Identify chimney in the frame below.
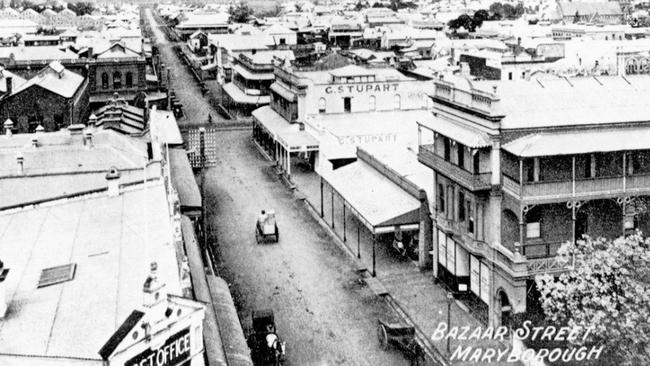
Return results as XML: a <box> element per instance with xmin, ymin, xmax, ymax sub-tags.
<box><xmin>16</xmin><ymin>152</ymin><xmax>23</xmax><ymax>175</ymax></box>
<box><xmin>87</xmin><ymin>47</ymin><xmax>93</xmax><ymax>59</ymax></box>
<box><xmin>5</xmin><ymin>76</ymin><xmax>12</xmax><ymax>96</ymax></box>
<box><xmin>142</xmin><ymin>262</ymin><xmax>166</xmax><ymax>309</ymax></box>
<box><xmin>35</xmin><ymin>125</ymin><xmax>44</xmax><ymax>133</ymax></box>
<box><xmin>88</xmin><ymin>113</ymin><xmax>97</xmax><ymax>128</ymax></box>
<box><xmin>105</xmin><ymin>166</ymin><xmax>121</xmax><ymax>197</ymax></box>
<box><xmin>68</xmin><ymin>123</ymin><xmax>85</xmax><ymax>144</ymax></box>
<box><xmin>31</xmin><ymin>136</ymin><xmax>38</xmax><ymax>148</ymax></box>
<box><xmin>84</xmin><ymin>129</ymin><xmax>93</xmax><ymax>149</ymax></box>
<box><xmin>3</xmin><ymin>119</ymin><xmax>13</xmax><ymax>137</ymax></box>
<box><xmin>492</xmin><ymin>85</ymin><xmax>498</xmax><ymax>94</ymax></box>
<box><xmin>299</xmin><ymin>122</ymin><xmax>305</xmax><ymax>131</ymax></box>
<box><xmin>0</xmin><ymin>260</ymin><xmax>9</xmax><ymax>318</ymax></box>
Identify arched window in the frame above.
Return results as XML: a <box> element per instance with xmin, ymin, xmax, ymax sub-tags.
<box><xmin>126</xmin><ymin>72</ymin><xmax>133</xmax><ymax>88</ymax></box>
<box><xmin>318</xmin><ymin>97</ymin><xmax>326</xmax><ymax>113</ymax></box>
<box><xmin>113</xmin><ymin>72</ymin><xmax>122</xmax><ymax>89</ymax></box>
<box><xmin>101</xmin><ymin>72</ymin><xmax>108</xmax><ymax>89</ymax></box>
<box><xmin>369</xmin><ymin>95</ymin><xmax>376</xmax><ymax>111</ymax></box>
<box><xmin>393</xmin><ymin>94</ymin><xmax>401</xmax><ymax>109</ymax></box>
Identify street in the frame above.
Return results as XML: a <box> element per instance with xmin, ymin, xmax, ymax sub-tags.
<box><xmin>145</xmin><ymin>9</ymin><xmax>411</xmax><ymax>366</ymax></box>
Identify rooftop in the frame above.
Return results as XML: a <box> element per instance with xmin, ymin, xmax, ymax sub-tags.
<box><xmin>11</xmin><ymin>61</ymin><xmax>84</xmax><ymax>98</ymax></box>
<box><xmin>0</xmin><ymin>181</ymin><xmax>181</xmax><ymax>361</ymax></box>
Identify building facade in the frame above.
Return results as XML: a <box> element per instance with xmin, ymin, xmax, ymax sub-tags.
<box><xmin>417</xmin><ymin>74</ymin><xmax>650</xmax><ymax>327</ymax></box>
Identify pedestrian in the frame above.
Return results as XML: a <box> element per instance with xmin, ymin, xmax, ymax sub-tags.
<box><xmin>208</xmin><ymin>114</ymin><xmax>212</xmax><ymax>124</ymax></box>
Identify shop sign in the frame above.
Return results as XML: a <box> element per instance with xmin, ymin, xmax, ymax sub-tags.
<box><xmin>125</xmin><ymin>328</ymin><xmax>191</xmax><ymax>366</ymax></box>
<box><xmin>325</xmin><ymin>83</ymin><xmax>399</xmax><ymax>94</ymax></box>
<box><xmin>625</xmin><ymin>56</ymin><xmax>650</xmax><ymax>75</ymax></box>
<box><xmin>335</xmin><ymin>133</ymin><xmax>397</xmax><ymax>145</ymax></box>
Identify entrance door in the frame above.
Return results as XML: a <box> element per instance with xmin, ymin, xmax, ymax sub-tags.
<box><xmin>343</xmin><ymin>97</ymin><xmax>351</xmax><ymax>113</ymax></box>
<box><xmin>576</xmin><ymin>211</ymin><xmax>588</xmax><ymax>241</ymax></box>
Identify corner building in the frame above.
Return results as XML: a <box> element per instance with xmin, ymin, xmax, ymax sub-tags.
<box><xmin>417</xmin><ymin>74</ymin><xmax>650</xmax><ymax>327</ymax></box>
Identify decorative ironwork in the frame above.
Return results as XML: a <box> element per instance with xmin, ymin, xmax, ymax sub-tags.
<box><xmin>566</xmin><ymin>200</ymin><xmax>584</xmax><ymax>210</ymax></box>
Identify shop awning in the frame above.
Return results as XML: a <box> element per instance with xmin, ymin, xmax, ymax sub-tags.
<box><xmin>418</xmin><ymin>115</ymin><xmax>491</xmax><ymax>148</ymax></box>
<box><xmin>323</xmin><ymin>160</ymin><xmax>421</xmax><ymax>234</ymax></box>
<box><xmin>169</xmin><ymin>148</ymin><xmax>201</xmax><ymax>212</ymax></box>
<box><xmin>270</xmin><ymin>82</ymin><xmax>296</xmax><ymax>102</ymax></box>
<box><xmin>252</xmin><ymin>105</ymin><xmax>291</xmax><ymax>139</ymax></box>
<box><xmin>223</xmin><ymin>83</ymin><xmax>270</xmax><ymax>105</ymax></box>
<box><xmin>277</xmin><ymin>130</ymin><xmax>319</xmax><ymax>152</ymax></box>
<box><xmin>503</xmin><ymin>128</ymin><xmax>650</xmax><ymax>157</ymax></box>
<box><xmin>232</xmin><ymin>64</ymin><xmax>274</xmax><ymax>80</ymax></box>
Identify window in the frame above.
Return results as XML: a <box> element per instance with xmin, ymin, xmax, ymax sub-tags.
<box><xmin>393</xmin><ymin>94</ymin><xmax>401</xmax><ymax>109</ymax></box>
<box><xmin>457</xmin><ymin>143</ymin><xmax>465</xmax><ymax>169</ymax></box>
<box><xmin>458</xmin><ymin>191</ymin><xmax>465</xmax><ymax>221</ymax></box>
<box><xmin>101</xmin><ymin>72</ymin><xmax>108</xmax><ymax>89</ymax></box>
<box><xmin>508</xmin><ymin>72</ymin><xmax>513</xmax><ymax>80</ymax></box>
<box><xmin>279</xmin><ymin>38</ymin><xmax>286</xmax><ymax>45</ymax></box>
<box><xmin>369</xmin><ymin>95</ymin><xmax>376</xmax><ymax>111</ymax></box>
<box><xmin>126</xmin><ymin>72</ymin><xmax>133</xmax><ymax>88</ymax></box>
<box><xmin>343</xmin><ymin>97</ymin><xmax>351</xmax><ymax>113</ymax></box>
<box><xmin>584</xmin><ymin>154</ymin><xmax>594</xmax><ymax>178</ymax></box>
<box><xmin>468</xmin><ymin>202</ymin><xmax>474</xmax><ymax>234</ymax></box>
<box><xmin>438</xmin><ymin>183</ymin><xmax>445</xmax><ymax>213</ymax></box>
<box><xmin>526</xmin><ymin>223</ymin><xmax>540</xmax><ymax>238</ymax></box>
<box><xmin>113</xmin><ymin>71</ymin><xmax>122</xmax><ymax>89</ymax></box>
<box><xmin>473</xmin><ymin>152</ymin><xmax>480</xmax><ymax>174</ymax></box>
<box><xmin>318</xmin><ymin>98</ymin><xmax>326</xmax><ymax>113</ymax></box>
<box><xmin>526</xmin><ymin>158</ymin><xmax>535</xmax><ymax>182</ymax></box>
<box><xmin>443</xmin><ymin>137</ymin><xmax>451</xmax><ymax>161</ymax></box>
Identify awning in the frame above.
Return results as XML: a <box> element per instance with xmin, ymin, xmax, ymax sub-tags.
<box><xmin>170</xmin><ymin>148</ymin><xmax>201</xmax><ymax>212</ymax></box>
<box><xmin>270</xmin><ymin>82</ymin><xmax>296</xmax><ymax>102</ymax></box>
<box><xmin>223</xmin><ymin>83</ymin><xmax>270</xmax><ymax>105</ymax></box>
<box><xmin>503</xmin><ymin>128</ymin><xmax>650</xmax><ymax>157</ymax></box>
<box><xmin>277</xmin><ymin>130</ymin><xmax>319</xmax><ymax>152</ymax></box>
<box><xmin>232</xmin><ymin>64</ymin><xmax>274</xmax><ymax>80</ymax></box>
<box><xmin>418</xmin><ymin>115</ymin><xmax>491</xmax><ymax>148</ymax></box>
<box><xmin>252</xmin><ymin>105</ymin><xmax>290</xmax><ymax>139</ymax></box>
<box><xmin>323</xmin><ymin>160</ymin><xmax>421</xmax><ymax>234</ymax></box>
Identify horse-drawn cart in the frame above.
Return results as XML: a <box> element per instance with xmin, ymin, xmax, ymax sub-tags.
<box><xmin>377</xmin><ymin>319</ymin><xmax>425</xmax><ymax>365</ymax></box>
<box><xmin>247</xmin><ymin>309</ymin><xmax>285</xmax><ymax>366</ymax></box>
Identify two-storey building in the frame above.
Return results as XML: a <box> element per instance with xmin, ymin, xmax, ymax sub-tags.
<box><xmin>417</xmin><ymin>74</ymin><xmax>650</xmax><ymax>327</ymax></box>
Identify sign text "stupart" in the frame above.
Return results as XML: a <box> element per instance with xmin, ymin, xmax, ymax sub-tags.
<box><xmin>325</xmin><ymin>83</ymin><xmax>399</xmax><ymax>94</ymax></box>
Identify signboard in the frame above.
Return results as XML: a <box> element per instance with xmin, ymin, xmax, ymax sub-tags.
<box><xmin>438</xmin><ymin>230</ymin><xmax>446</xmax><ymax>268</ymax></box>
<box><xmin>479</xmin><ymin>262</ymin><xmax>490</xmax><ymax>304</ymax></box>
<box><xmin>446</xmin><ymin>239</ymin><xmax>456</xmax><ymax>275</ymax></box>
<box><xmin>470</xmin><ymin>255</ymin><xmax>480</xmax><ymax>296</ymax></box>
<box><xmin>325</xmin><ymin>83</ymin><xmax>399</xmax><ymax>94</ymax></box>
<box><xmin>125</xmin><ymin>328</ymin><xmax>191</xmax><ymax>366</ymax></box>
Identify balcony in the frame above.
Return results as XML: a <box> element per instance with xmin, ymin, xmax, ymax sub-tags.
<box><xmin>418</xmin><ymin>145</ymin><xmax>491</xmax><ymax>191</ymax></box>
<box><xmin>502</xmin><ymin>173</ymin><xmax>650</xmax><ymax>204</ymax></box>
<box><xmin>435</xmin><ymin>213</ymin><xmax>491</xmax><ymax>259</ymax></box>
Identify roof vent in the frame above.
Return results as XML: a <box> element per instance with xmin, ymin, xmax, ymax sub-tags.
<box><xmin>37</xmin><ymin>263</ymin><xmax>76</xmax><ymax>288</ymax></box>
<box><xmin>68</xmin><ymin>123</ymin><xmax>85</xmax><ymax>136</ymax></box>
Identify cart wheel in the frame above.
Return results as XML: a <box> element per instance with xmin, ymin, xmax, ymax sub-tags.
<box><xmin>255</xmin><ymin>228</ymin><xmax>260</xmax><ymax>244</ymax></box>
<box><xmin>377</xmin><ymin>324</ymin><xmax>388</xmax><ymax>350</ymax></box>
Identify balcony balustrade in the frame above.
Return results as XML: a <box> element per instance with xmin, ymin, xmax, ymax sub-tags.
<box><xmin>418</xmin><ymin>145</ymin><xmax>491</xmax><ymax>191</ymax></box>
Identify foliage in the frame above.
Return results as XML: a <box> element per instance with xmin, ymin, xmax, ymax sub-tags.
<box><xmin>448</xmin><ymin>10</ymin><xmax>489</xmax><ymax>32</ymax></box>
<box><xmin>255</xmin><ymin>2</ymin><xmax>282</xmax><ymax>18</ymax></box>
<box><xmin>573</xmin><ymin>10</ymin><xmax>580</xmax><ymax>23</ymax></box>
<box><xmin>228</xmin><ymin>0</ymin><xmax>253</xmax><ymax>23</ymax></box>
<box><xmin>355</xmin><ymin>1</ymin><xmax>370</xmax><ymax>11</ymax></box>
<box><xmin>67</xmin><ymin>1</ymin><xmax>95</xmax><ymax>16</ymax></box>
<box><xmin>535</xmin><ymin>233</ymin><xmax>650</xmax><ymax>366</ymax></box>
<box><xmin>488</xmin><ymin>2</ymin><xmax>525</xmax><ymax>20</ymax></box>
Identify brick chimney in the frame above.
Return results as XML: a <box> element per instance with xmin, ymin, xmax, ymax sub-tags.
<box><xmin>105</xmin><ymin>166</ymin><xmax>121</xmax><ymax>197</ymax></box>
<box><xmin>68</xmin><ymin>123</ymin><xmax>85</xmax><ymax>144</ymax></box>
<box><xmin>87</xmin><ymin>47</ymin><xmax>93</xmax><ymax>59</ymax></box>
<box><xmin>142</xmin><ymin>262</ymin><xmax>166</xmax><ymax>309</ymax></box>
<box><xmin>88</xmin><ymin>113</ymin><xmax>97</xmax><ymax>128</ymax></box>
<box><xmin>0</xmin><ymin>260</ymin><xmax>9</xmax><ymax>318</ymax></box>
<box><xmin>84</xmin><ymin>129</ymin><xmax>93</xmax><ymax>149</ymax></box>
<box><xmin>5</xmin><ymin>76</ymin><xmax>12</xmax><ymax>96</ymax></box>
<box><xmin>16</xmin><ymin>152</ymin><xmax>23</xmax><ymax>175</ymax></box>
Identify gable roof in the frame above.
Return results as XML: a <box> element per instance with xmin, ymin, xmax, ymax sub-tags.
<box><xmin>11</xmin><ymin>61</ymin><xmax>85</xmax><ymax>98</ymax></box>
<box><xmin>98</xmin><ymin>310</ymin><xmax>145</xmax><ymax>360</ymax></box>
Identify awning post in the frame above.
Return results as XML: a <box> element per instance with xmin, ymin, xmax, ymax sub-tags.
<box><xmin>372</xmin><ymin>233</ymin><xmax>376</xmax><ymax>277</ymax></box>
<box><xmin>320</xmin><ymin>177</ymin><xmax>324</xmax><ymax>218</ymax></box>
<box><xmin>343</xmin><ymin>203</ymin><xmax>347</xmax><ymax>242</ymax></box>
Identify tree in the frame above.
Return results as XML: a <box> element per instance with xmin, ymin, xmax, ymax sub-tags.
<box><xmin>473</xmin><ymin>9</ymin><xmax>489</xmax><ymax>28</ymax></box>
<box><xmin>574</xmin><ymin>10</ymin><xmax>581</xmax><ymax>23</ymax></box>
<box><xmin>228</xmin><ymin>1</ymin><xmax>253</xmax><ymax>23</ymax></box>
<box><xmin>536</xmin><ymin>233</ymin><xmax>650</xmax><ymax>366</ymax></box>
<box><xmin>67</xmin><ymin>1</ymin><xmax>95</xmax><ymax>16</ymax></box>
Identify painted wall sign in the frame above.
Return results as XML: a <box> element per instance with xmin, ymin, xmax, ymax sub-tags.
<box><xmin>125</xmin><ymin>328</ymin><xmax>191</xmax><ymax>366</ymax></box>
<box><xmin>625</xmin><ymin>56</ymin><xmax>650</xmax><ymax>74</ymax></box>
<box><xmin>325</xmin><ymin>83</ymin><xmax>399</xmax><ymax>94</ymax></box>
<box><xmin>335</xmin><ymin>133</ymin><xmax>397</xmax><ymax>145</ymax></box>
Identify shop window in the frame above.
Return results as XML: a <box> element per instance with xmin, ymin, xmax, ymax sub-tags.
<box><xmin>126</xmin><ymin>72</ymin><xmax>133</xmax><ymax>88</ymax></box>
<box><xmin>113</xmin><ymin>71</ymin><xmax>122</xmax><ymax>89</ymax></box>
<box><xmin>101</xmin><ymin>72</ymin><xmax>108</xmax><ymax>89</ymax></box>
<box><xmin>458</xmin><ymin>191</ymin><xmax>465</xmax><ymax>221</ymax></box>
<box><xmin>279</xmin><ymin>38</ymin><xmax>286</xmax><ymax>45</ymax></box>
<box><xmin>344</xmin><ymin>97</ymin><xmax>351</xmax><ymax>113</ymax></box>
<box><xmin>438</xmin><ymin>183</ymin><xmax>445</xmax><ymax>213</ymax></box>
<box><xmin>318</xmin><ymin>98</ymin><xmax>326</xmax><ymax>113</ymax></box>
<box><xmin>393</xmin><ymin>94</ymin><xmax>401</xmax><ymax>109</ymax></box>
<box><xmin>369</xmin><ymin>95</ymin><xmax>376</xmax><ymax>111</ymax></box>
